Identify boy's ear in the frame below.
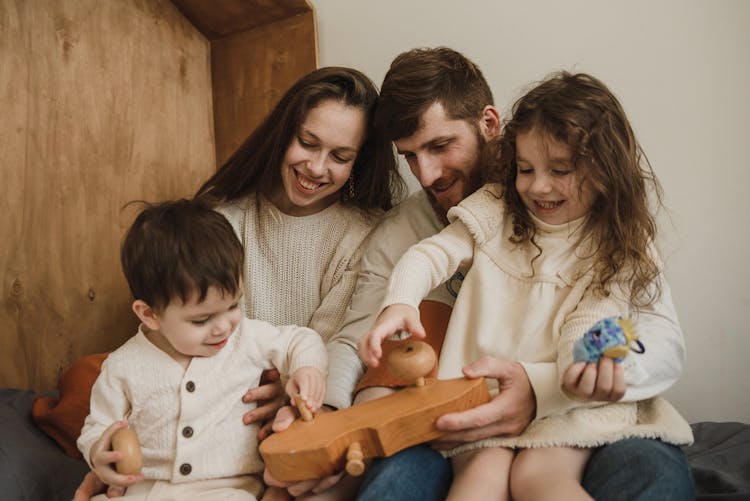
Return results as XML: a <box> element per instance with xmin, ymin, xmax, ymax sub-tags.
<box><xmin>480</xmin><ymin>105</ymin><xmax>501</xmax><ymax>140</ymax></box>
<box><xmin>132</xmin><ymin>300</ymin><xmax>160</xmax><ymax>330</ymax></box>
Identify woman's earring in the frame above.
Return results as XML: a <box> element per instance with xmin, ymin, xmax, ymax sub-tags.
<box><xmin>348</xmin><ymin>176</ymin><xmax>355</xmax><ymax>198</ymax></box>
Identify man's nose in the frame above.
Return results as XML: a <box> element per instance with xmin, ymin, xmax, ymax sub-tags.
<box><xmin>412</xmin><ymin>154</ymin><xmax>442</xmax><ymax>188</ymax></box>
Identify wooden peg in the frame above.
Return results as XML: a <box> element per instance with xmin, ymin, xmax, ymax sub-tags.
<box><xmin>345</xmin><ymin>441</ymin><xmax>365</xmax><ymax>476</ymax></box>
<box><xmin>387</xmin><ymin>340</ymin><xmax>436</xmax><ymax>387</ymax></box>
<box><xmin>111</xmin><ymin>427</ymin><xmax>142</xmax><ymax>475</ymax></box>
<box><xmin>294</xmin><ymin>394</ymin><xmax>314</xmax><ymax>422</ymax></box>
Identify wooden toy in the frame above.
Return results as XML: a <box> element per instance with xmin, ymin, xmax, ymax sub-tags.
<box><xmin>111</xmin><ymin>427</ymin><xmax>143</xmax><ymax>475</ymax></box>
<box><xmin>260</xmin><ymin>341</ymin><xmax>491</xmax><ymax>482</ymax></box>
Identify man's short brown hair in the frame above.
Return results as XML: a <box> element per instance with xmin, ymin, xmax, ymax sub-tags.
<box><xmin>375</xmin><ymin>47</ymin><xmax>494</xmax><ymax>141</ymax></box>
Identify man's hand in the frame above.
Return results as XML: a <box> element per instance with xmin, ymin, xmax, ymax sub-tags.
<box><xmin>432</xmin><ymin>355</ymin><xmax>536</xmax><ymax>449</ymax></box>
<box><xmin>243</xmin><ymin>368</ymin><xmax>285</xmax><ymax>440</ymax></box>
<box><xmin>563</xmin><ymin>358</ymin><xmax>625</xmax><ymax>402</ymax></box>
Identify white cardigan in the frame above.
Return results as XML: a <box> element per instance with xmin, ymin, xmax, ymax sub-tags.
<box><xmin>77</xmin><ymin>318</ymin><xmax>327</xmax><ymax>482</ymax></box>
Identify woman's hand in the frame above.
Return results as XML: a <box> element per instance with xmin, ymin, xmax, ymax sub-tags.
<box><xmin>563</xmin><ymin>357</ymin><xmax>625</xmax><ymax>402</ymax></box>
<box><xmin>358</xmin><ymin>304</ymin><xmax>425</xmax><ymax>368</ymax></box>
<box><xmin>242</xmin><ymin>368</ymin><xmax>285</xmax><ymax>440</ymax></box>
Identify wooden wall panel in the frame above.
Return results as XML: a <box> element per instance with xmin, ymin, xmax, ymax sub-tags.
<box><xmin>171</xmin><ymin>0</ymin><xmax>312</xmax><ymax>40</ymax></box>
<box><xmin>211</xmin><ymin>10</ymin><xmax>318</xmax><ymax>165</ymax></box>
<box><xmin>0</xmin><ymin>0</ymin><xmax>216</xmax><ymax>391</ymax></box>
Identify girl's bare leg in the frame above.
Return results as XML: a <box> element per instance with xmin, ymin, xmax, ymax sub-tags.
<box><xmin>510</xmin><ymin>447</ymin><xmax>593</xmax><ymax>501</ymax></box>
<box><xmin>446</xmin><ymin>447</ymin><xmax>514</xmax><ymax>501</ymax></box>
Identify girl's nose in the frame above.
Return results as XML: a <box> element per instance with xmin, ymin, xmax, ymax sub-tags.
<box><xmin>530</xmin><ymin>173</ymin><xmax>553</xmax><ymax>194</ymax></box>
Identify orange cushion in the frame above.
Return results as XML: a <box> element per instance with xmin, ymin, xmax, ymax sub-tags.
<box><xmin>356</xmin><ymin>300</ymin><xmax>452</xmax><ymax>391</ymax></box>
<box><xmin>32</xmin><ymin>353</ymin><xmax>108</xmax><ymax>459</ymax></box>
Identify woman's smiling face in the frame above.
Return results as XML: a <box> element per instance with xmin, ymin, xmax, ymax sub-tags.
<box><xmin>271</xmin><ymin>99</ymin><xmax>366</xmax><ymax>216</ymax></box>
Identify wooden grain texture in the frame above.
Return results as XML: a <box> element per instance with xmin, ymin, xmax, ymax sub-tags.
<box><xmin>0</xmin><ymin>0</ymin><xmax>216</xmax><ymax>390</ymax></box>
<box><xmin>259</xmin><ymin>377</ymin><xmax>491</xmax><ymax>481</ymax></box>
<box><xmin>171</xmin><ymin>0</ymin><xmax>312</xmax><ymax>40</ymax></box>
<box><xmin>211</xmin><ymin>9</ymin><xmax>318</xmax><ymax>165</ymax></box>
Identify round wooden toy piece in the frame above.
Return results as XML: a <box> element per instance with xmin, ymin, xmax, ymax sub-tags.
<box><xmin>111</xmin><ymin>427</ymin><xmax>143</xmax><ymax>475</ymax></box>
<box><xmin>387</xmin><ymin>340</ymin><xmax>436</xmax><ymax>385</ymax></box>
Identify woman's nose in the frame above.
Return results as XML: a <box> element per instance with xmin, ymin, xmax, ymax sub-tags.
<box><xmin>306</xmin><ymin>152</ymin><xmax>326</xmax><ymax>177</ymax></box>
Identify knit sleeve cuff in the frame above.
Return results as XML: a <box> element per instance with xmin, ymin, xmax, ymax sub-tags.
<box><xmin>519</xmin><ymin>361</ymin><xmax>577</xmax><ymax>419</ymax></box>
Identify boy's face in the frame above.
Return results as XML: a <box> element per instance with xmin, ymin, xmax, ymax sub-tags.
<box><xmin>143</xmin><ymin>286</ymin><xmax>242</xmax><ymax>360</ymax></box>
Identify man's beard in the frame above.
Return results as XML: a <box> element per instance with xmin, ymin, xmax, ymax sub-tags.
<box><xmin>426</xmin><ymin>130</ymin><xmax>486</xmax><ymax>225</ymax></box>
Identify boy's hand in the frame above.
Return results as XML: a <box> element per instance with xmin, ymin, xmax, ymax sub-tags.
<box><xmin>358</xmin><ymin>304</ymin><xmax>424</xmax><ymax>368</ymax></box>
<box><xmin>563</xmin><ymin>357</ymin><xmax>626</xmax><ymax>402</ymax></box>
<box><xmin>285</xmin><ymin>367</ymin><xmax>326</xmax><ymax>418</ymax></box>
<box><xmin>88</xmin><ymin>421</ymin><xmax>144</xmax><ymax>494</ymax></box>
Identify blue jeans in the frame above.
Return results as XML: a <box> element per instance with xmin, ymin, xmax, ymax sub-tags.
<box><xmin>356</xmin><ymin>439</ymin><xmax>694</xmax><ymax>501</ymax></box>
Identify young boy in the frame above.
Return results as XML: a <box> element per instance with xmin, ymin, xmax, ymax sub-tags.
<box><xmin>77</xmin><ymin>199</ymin><xmax>327</xmax><ymax>500</ymax></box>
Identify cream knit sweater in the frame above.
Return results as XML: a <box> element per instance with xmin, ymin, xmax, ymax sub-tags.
<box><xmin>77</xmin><ymin>319</ymin><xmax>327</xmax><ymax>481</ymax></box>
<box><xmin>384</xmin><ymin>184</ymin><xmax>693</xmax><ymax>451</ymax></box>
<box><xmin>218</xmin><ymin>194</ymin><xmax>377</xmax><ymax>409</ymax></box>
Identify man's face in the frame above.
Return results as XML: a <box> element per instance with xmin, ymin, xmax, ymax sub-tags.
<box><xmin>394</xmin><ymin>102</ymin><xmax>488</xmax><ymax>219</ymax></box>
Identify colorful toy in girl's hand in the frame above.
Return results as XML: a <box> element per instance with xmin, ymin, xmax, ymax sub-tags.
<box><xmin>573</xmin><ymin>316</ymin><xmax>645</xmax><ymax>363</ymax></box>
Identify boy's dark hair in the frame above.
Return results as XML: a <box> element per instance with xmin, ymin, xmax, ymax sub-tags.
<box><xmin>375</xmin><ymin>47</ymin><xmax>494</xmax><ymax>141</ymax></box>
<box><xmin>121</xmin><ymin>199</ymin><xmax>243</xmax><ymax>312</ymax></box>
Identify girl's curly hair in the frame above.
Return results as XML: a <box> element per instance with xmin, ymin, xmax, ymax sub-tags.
<box><xmin>483</xmin><ymin>72</ymin><xmax>663</xmax><ymax>307</ymax></box>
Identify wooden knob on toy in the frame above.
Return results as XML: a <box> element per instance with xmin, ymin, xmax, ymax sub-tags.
<box><xmin>111</xmin><ymin>427</ymin><xmax>142</xmax><ymax>475</ymax></box>
<box><xmin>294</xmin><ymin>394</ymin><xmax>314</xmax><ymax>422</ymax></box>
<box><xmin>345</xmin><ymin>441</ymin><xmax>365</xmax><ymax>476</ymax></box>
<box><xmin>387</xmin><ymin>340</ymin><xmax>436</xmax><ymax>387</ymax></box>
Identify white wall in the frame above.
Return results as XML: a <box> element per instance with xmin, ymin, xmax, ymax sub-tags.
<box><xmin>311</xmin><ymin>0</ymin><xmax>750</xmax><ymax>424</ymax></box>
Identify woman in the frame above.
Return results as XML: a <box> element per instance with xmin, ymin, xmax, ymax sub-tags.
<box><xmin>196</xmin><ymin>66</ymin><xmax>403</xmax><ymax>412</ymax></box>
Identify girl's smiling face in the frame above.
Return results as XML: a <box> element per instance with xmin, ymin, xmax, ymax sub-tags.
<box><xmin>270</xmin><ymin>99</ymin><xmax>366</xmax><ymax>216</ymax></box>
<box><xmin>515</xmin><ymin>127</ymin><xmax>595</xmax><ymax>225</ymax></box>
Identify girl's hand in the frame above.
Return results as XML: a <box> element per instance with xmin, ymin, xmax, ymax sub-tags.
<box><xmin>88</xmin><ymin>421</ymin><xmax>144</xmax><ymax>494</ymax></box>
<box><xmin>358</xmin><ymin>304</ymin><xmax>425</xmax><ymax>368</ymax></box>
<box><xmin>285</xmin><ymin>367</ymin><xmax>326</xmax><ymax>417</ymax></box>
<box><xmin>563</xmin><ymin>357</ymin><xmax>626</xmax><ymax>402</ymax></box>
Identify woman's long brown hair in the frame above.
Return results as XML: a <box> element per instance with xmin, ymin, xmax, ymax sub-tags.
<box><xmin>196</xmin><ymin>67</ymin><xmax>403</xmax><ymax>214</ymax></box>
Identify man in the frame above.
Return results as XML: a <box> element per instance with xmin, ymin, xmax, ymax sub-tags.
<box><xmin>348</xmin><ymin>47</ymin><xmax>694</xmax><ymax>500</ymax></box>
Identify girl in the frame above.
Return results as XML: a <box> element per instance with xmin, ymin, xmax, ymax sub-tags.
<box><xmin>359</xmin><ymin>72</ymin><xmax>692</xmax><ymax>501</ymax></box>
